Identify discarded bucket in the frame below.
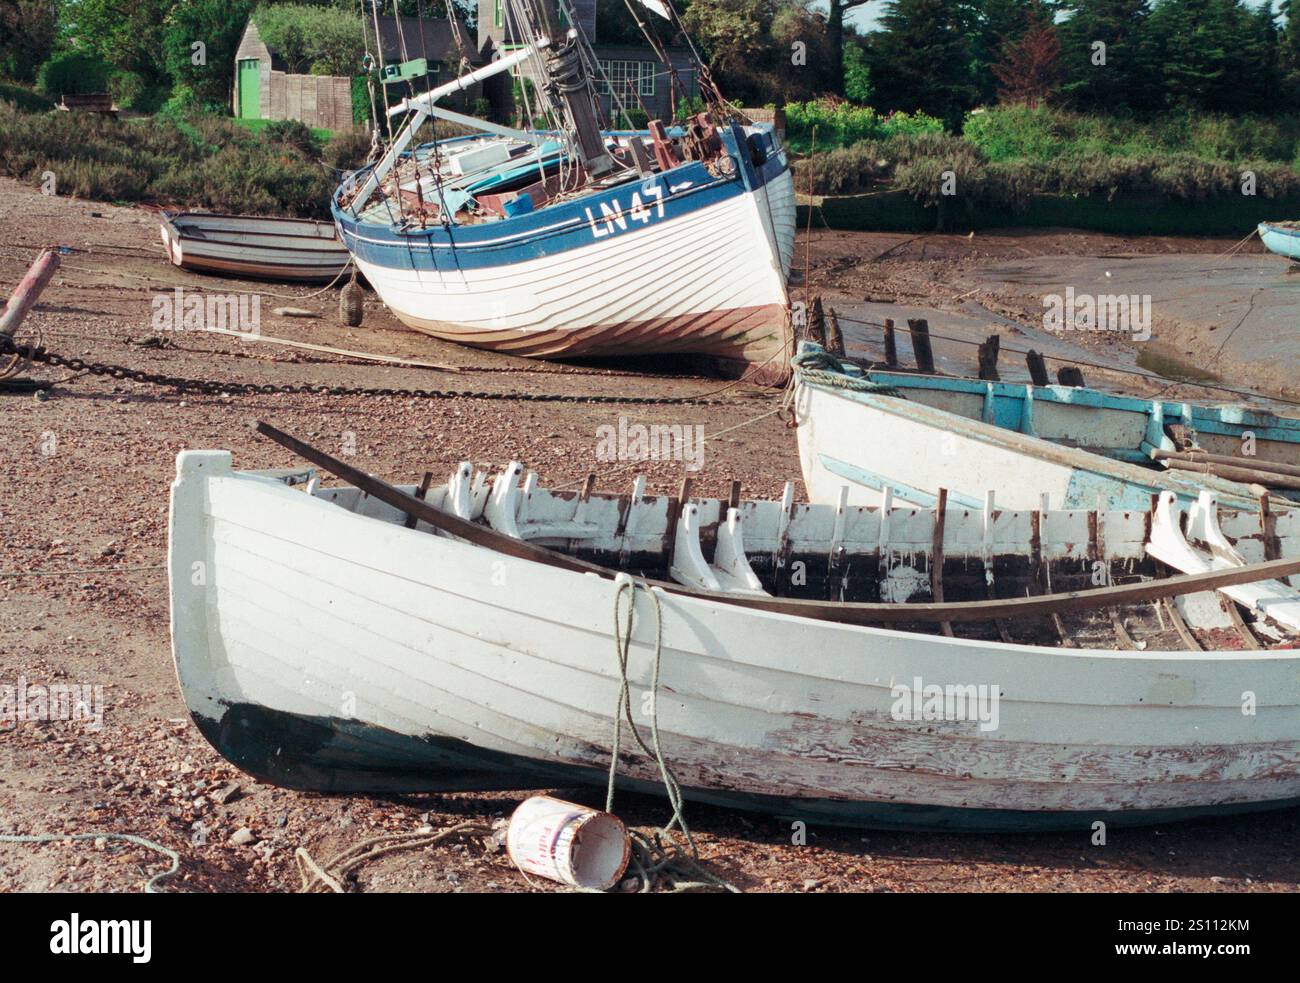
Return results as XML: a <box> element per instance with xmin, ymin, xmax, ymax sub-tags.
<box><xmin>506</xmin><ymin>796</ymin><xmax>630</xmax><ymax>891</ymax></box>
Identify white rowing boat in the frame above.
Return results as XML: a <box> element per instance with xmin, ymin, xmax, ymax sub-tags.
<box><xmin>792</xmin><ymin>345</ymin><xmax>1298</xmax><ymax>513</ymax></box>
<box><xmin>160</xmin><ymin>212</ymin><xmax>351</xmax><ymax>283</ymax></box>
<box><xmin>169</xmin><ymin>444</ymin><xmax>1300</xmax><ymax>830</ymax></box>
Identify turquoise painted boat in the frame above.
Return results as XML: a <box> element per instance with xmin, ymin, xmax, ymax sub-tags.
<box><xmin>1259</xmin><ymin>221</ymin><xmax>1300</xmax><ymax>261</ymax></box>
<box><xmin>792</xmin><ymin>343</ymin><xmax>1300</xmax><ymax>511</ymax></box>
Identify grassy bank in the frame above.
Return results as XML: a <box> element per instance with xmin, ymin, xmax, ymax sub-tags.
<box><xmin>0</xmin><ymin>101</ymin><xmax>370</xmax><ymax>217</ymax></box>
<box><xmin>792</xmin><ymin>105</ymin><xmax>1300</xmax><ymax>234</ymax></box>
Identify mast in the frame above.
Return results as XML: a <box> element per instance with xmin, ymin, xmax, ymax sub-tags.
<box><xmin>518</xmin><ymin>0</ymin><xmax>615</xmax><ymax>177</ymax></box>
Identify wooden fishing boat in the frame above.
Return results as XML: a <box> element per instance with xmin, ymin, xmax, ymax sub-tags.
<box><xmin>793</xmin><ymin>344</ymin><xmax>1300</xmax><ymax>512</ymax></box>
<box><xmin>333</xmin><ymin>2</ymin><xmax>796</xmax><ymax>383</ymax></box>
<box><xmin>160</xmin><ymin>212</ymin><xmax>351</xmax><ymax>283</ymax></box>
<box><xmin>168</xmin><ymin>428</ymin><xmax>1300</xmax><ymax>831</ymax></box>
<box><xmin>1259</xmin><ymin>221</ymin><xmax>1300</xmax><ymax>262</ymax></box>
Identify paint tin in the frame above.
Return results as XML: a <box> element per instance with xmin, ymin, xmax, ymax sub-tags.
<box><xmin>506</xmin><ymin>796</ymin><xmax>630</xmax><ymax>891</ymax></box>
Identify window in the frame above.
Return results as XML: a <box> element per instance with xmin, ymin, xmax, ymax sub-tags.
<box><xmin>493</xmin><ymin>0</ymin><xmax>502</xmax><ymax>28</ymax></box>
<box><xmin>596</xmin><ymin>60</ymin><xmax>655</xmax><ymax>101</ymax></box>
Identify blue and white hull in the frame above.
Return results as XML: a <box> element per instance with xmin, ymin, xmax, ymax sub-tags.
<box><xmin>1259</xmin><ymin>221</ymin><xmax>1300</xmax><ymax>261</ymax></box>
<box><xmin>334</xmin><ymin>124</ymin><xmax>796</xmax><ymax>381</ymax></box>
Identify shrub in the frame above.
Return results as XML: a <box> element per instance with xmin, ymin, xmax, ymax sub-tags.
<box><xmin>615</xmin><ymin>108</ymin><xmax>649</xmax><ymax>129</ymax></box>
<box><xmin>323</xmin><ymin>128</ymin><xmax>374</xmax><ymax>173</ymax></box>
<box><xmin>252</xmin><ymin>4</ymin><xmax>365</xmax><ymax>76</ymax></box>
<box><xmin>0</xmin><ymin>81</ymin><xmax>54</xmax><ymax>113</ymax></box>
<box><xmin>784</xmin><ymin>99</ymin><xmax>944</xmax><ymax>152</ymax></box>
<box><xmin>351</xmin><ymin>76</ymin><xmax>374</xmax><ymax>126</ymax></box>
<box><xmin>262</xmin><ymin>119</ymin><xmax>322</xmax><ymax>158</ymax></box>
<box><xmin>36</xmin><ymin>51</ymin><xmax>114</xmax><ymax>98</ymax></box>
<box><xmin>0</xmin><ymin>102</ymin><xmax>339</xmax><ymax>217</ymax></box>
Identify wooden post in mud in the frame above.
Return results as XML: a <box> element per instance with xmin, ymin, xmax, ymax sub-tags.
<box><xmin>808</xmin><ymin>296</ymin><xmax>826</xmax><ymax>346</ymax></box>
<box><xmin>882</xmin><ymin>318</ymin><xmax>898</xmax><ymax>367</ymax></box>
<box><xmin>0</xmin><ymin>248</ymin><xmax>60</xmax><ymax>337</ymax></box>
<box><xmin>1057</xmin><ymin>365</ymin><xmax>1086</xmax><ymax>387</ymax></box>
<box><xmin>825</xmin><ymin>307</ymin><xmax>845</xmax><ymax>356</ymax></box>
<box><xmin>1025</xmin><ymin>349</ymin><xmax>1050</xmax><ymax>386</ymax></box>
<box><xmin>907</xmin><ymin>318</ymin><xmax>935</xmax><ymax>374</ymax></box>
<box><xmin>977</xmin><ymin>334</ymin><xmax>1000</xmax><ymax>381</ymax></box>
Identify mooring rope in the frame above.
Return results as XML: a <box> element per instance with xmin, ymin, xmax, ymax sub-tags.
<box><xmin>789</xmin><ymin>346</ymin><xmax>904</xmax><ymax>397</ymax></box>
<box><xmin>294</xmin><ymin>822</ymin><xmax>495</xmax><ymax>893</ymax></box>
<box><xmin>605</xmin><ymin>577</ymin><xmax>740</xmax><ymax>893</ymax></box>
<box><xmin>0</xmin><ymin>831</ymin><xmax>180</xmax><ymax>893</ymax></box>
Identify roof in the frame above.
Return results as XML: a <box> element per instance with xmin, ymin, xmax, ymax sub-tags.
<box><xmin>374</xmin><ymin>14</ymin><xmax>476</xmax><ymax>64</ymax></box>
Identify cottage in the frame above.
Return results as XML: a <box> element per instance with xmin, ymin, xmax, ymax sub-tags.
<box><xmin>233</xmin><ymin>13</ymin><xmax>483</xmax><ymax>132</ymax></box>
<box><xmin>477</xmin><ymin>0</ymin><xmax>697</xmax><ymax>123</ymax></box>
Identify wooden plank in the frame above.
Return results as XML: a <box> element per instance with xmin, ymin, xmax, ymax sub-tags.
<box><xmin>1220</xmin><ymin>597</ymin><xmax>1262</xmax><ymax>650</ymax></box>
<box><xmin>1108</xmin><ymin>608</ymin><xmax>1136</xmax><ymax>650</ymax></box>
<box><xmin>930</xmin><ymin>487</ymin><xmax>953</xmax><ymax>637</ymax></box>
<box><xmin>1152</xmin><ymin>448</ymin><xmax>1300</xmax><ymax>481</ymax></box>
<box><xmin>1163</xmin><ymin>598</ymin><xmax>1203</xmax><ymax>651</ymax></box>
<box><xmin>253</xmin><ymin>422</ymin><xmax>1300</xmax><ymax>627</ymax></box>
<box><xmin>1160</xmin><ymin>458</ymin><xmax>1300</xmax><ymax>491</ymax></box>
<box><xmin>404</xmin><ymin>471</ymin><xmax>433</xmax><ymax>530</ymax></box>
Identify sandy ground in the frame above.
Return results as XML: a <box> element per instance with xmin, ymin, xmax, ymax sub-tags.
<box><xmin>3</xmin><ymin>177</ymin><xmax>1299</xmax><ymax>893</ymax></box>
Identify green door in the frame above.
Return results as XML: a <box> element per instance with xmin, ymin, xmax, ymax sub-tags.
<box><xmin>238</xmin><ymin>60</ymin><xmax>260</xmax><ymax>118</ymax></box>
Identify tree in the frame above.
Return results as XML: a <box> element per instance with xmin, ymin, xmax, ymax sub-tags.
<box><xmin>866</xmin><ymin>0</ymin><xmax>979</xmax><ymax>127</ymax></box>
<box><xmin>842</xmin><ymin>35</ymin><xmax>870</xmax><ymax>102</ymax></box>
<box><xmin>1055</xmin><ymin>0</ymin><xmax>1157</xmax><ymax>113</ymax></box>
<box><xmin>0</xmin><ymin>0</ymin><xmax>59</xmax><ymax>81</ymax></box>
<box><xmin>683</xmin><ymin>0</ymin><xmax>834</xmax><ymax>104</ymax></box>
<box><xmin>163</xmin><ymin>0</ymin><xmax>253</xmax><ymax>110</ymax></box>
<box><xmin>969</xmin><ymin>0</ymin><xmax>1045</xmax><ymax>104</ymax></box>
<box><xmin>991</xmin><ymin>7</ymin><xmax>1062</xmax><ymax>107</ymax></box>
<box><xmin>1282</xmin><ymin>0</ymin><xmax>1300</xmax><ymax>105</ymax></box>
<box><xmin>64</xmin><ymin>0</ymin><xmax>175</xmax><ymax>86</ymax></box>
<box><xmin>825</xmin><ymin>0</ymin><xmax>875</xmax><ymax>93</ymax></box>
<box><xmin>1148</xmin><ymin>0</ymin><xmax>1278</xmax><ymax>113</ymax></box>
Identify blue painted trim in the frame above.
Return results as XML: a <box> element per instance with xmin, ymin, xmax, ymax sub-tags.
<box><xmin>819</xmin><ymin>454</ymin><xmax>984</xmax><ymax>510</ymax></box>
<box><xmin>334</xmin><ymin>158</ymin><xmax>748</xmax><ymax>273</ymax></box>
<box><xmin>864</xmin><ymin>369</ymin><xmax>1300</xmax><ymax>447</ymax></box>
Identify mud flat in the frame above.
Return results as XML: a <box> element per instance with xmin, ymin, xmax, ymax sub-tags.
<box><xmin>800</xmin><ymin>227</ymin><xmax>1300</xmax><ymax>413</ymax></box>
<box><xmin>3</xmin><ymin>180</ymin><xmax>1299</xmax><ymax>892</ymax></box>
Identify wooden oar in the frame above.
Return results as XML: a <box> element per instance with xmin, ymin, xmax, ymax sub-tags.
<box><xmin>255</xmin><ymin>421</ymin><xmax>1300</xmax><ymax>629</ymax></box>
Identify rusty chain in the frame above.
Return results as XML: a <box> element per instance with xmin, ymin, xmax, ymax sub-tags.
<box><xmin>0</xmin><ymin>337</ymin><xmax>738</xmax><ymax>406</ymax></box>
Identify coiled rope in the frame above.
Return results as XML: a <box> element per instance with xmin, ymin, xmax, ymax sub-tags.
<box><xmin>788</xmin><ymin>345</ymin><xmax>903</xmax><ymax>397</ymax></box>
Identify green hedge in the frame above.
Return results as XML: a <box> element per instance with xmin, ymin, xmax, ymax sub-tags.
<box><xmin>802</xmin><ymin>189</ymin><xmax>1300</xmax><ymax>237</ymax></box>
<box><xmin>784</xmin><ymin>100</ymin><xmax>944</xmax><ymax>152</ymax></box>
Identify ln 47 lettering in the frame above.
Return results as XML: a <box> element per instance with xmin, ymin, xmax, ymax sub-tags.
<box><xmin>584</xmin><ymin>182</ymin><xmax>665</xmax><ymax>238</ymax></box>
